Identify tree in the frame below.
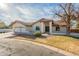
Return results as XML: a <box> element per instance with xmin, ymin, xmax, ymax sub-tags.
<box><xmin>54</xmin><ymin>3</ymin><xmax>75</xmax><ymax>35</ymax></box>
<box><xmin>0</xmin><ymin>21</ymin><xmax>7</xmax><ymax>29</ymax></box>
<box><xmin>77</xmin><ymin>23</ymin><xmax>79</xmax><ymax>28</ymax></box>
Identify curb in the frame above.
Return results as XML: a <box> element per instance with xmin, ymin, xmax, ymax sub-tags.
<box><xmin>21</xmin><ymin>40</ymin><xmax>76</xmax><ymax>56</ymax></box>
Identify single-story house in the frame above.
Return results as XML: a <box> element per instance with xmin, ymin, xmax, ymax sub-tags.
<box><xmin>10</xmin><ymin>18</ymin><xmax>68</xmax><ymax>35</ymax></box>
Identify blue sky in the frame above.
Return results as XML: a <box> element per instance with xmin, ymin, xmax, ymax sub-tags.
<box><xmin>0</xmin><ymin>3</ymin><xmax>59</xmax><ymax>25</ymax></box>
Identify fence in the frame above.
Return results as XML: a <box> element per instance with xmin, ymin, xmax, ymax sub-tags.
<box><xmin>70</xmin><ymin>29</ymin><xmax>79</xmax><ymax>33</ymax></box>
<box><xmin>0</xmin><ymin>29</ymin><xmax>12</xmax><ymax>33</ymax></box>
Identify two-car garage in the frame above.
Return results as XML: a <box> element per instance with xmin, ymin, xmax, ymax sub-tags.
<box><xmin>13</xmin><ymin>27</ymin><xmax>33</xmax><ymax>35</ymax></box>
<box><xmin>10</xmin><ymin>21</ymin><xmax>33</xmax><ymax>35</ymax></box>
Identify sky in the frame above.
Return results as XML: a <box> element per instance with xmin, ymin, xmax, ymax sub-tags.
<box><xmin>0</xmin><ymin>3</ymin><xmax>60</xmax><ymax>25</ymax></box>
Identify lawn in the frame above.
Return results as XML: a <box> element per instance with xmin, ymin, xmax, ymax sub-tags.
<box><xmin>34</xmin><ymin>35</ymin><xmax>79</xmax><ymax>55</ymax></box>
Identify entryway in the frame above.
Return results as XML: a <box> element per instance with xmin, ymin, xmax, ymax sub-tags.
<box><xmin>45</xmin><ymin>26</ymin><xmax>49</xmax><ymax>33</ymax></box>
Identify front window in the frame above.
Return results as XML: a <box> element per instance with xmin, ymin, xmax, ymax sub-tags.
<box><xmin>36</xmin><ymin>26</ymin><xmax>40</xmax><ymax>31</ymax></box>
<box><xmin>56</xmin><ymin>26</ymin><xmax>60</xmax><ymax>31</ymax></box>
<box><xmin>70</xmin><ymin>20</ymin><xmax>78</xmax><ymax>29</ymax></box>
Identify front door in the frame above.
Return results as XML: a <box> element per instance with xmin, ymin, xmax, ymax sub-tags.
<box><xmin>45</xmin><ymin>26</ymin><xmax>49</xmax><ymax>33</ymax></box>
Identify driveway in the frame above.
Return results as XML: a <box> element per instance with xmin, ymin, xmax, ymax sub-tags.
<box><xmin>0</xmin><ymin>32</ymin><xmax>65</xmax><ymax>56</ymax></box>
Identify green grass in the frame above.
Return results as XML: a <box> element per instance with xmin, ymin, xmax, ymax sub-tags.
<box><xmin>68</xmin><ymin>36</ymin><xmax>79</xmax><ymax>39</ymax></box>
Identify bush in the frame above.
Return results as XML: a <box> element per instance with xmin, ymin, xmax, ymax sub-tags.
<box><xmin>34</xmin><ymin>32</ymin><xmax>41</xmax><ymax>37</ymax></box>
<box><xmin>70</xmin><ymin>29</ymin><xmax>79</xmax><ymax>33</ymax></box>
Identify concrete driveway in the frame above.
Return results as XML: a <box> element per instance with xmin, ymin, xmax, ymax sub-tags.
<box><xmin>0</xmin><ymin>32</ymin><xmax>65</xmax><ymax>56</ymax></box>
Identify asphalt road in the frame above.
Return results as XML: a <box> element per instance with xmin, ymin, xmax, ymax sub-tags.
<box><xmin>0</xmin><ymin>37</ymin><xmax>65</xmax><ymax>56</ymax></box>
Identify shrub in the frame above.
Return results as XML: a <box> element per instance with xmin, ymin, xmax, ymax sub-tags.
<box><xmin>70</xmin><ymin>29</ymin><xmax>79</xmax><ymax>33</ymax></box>
<box><xmin>34</xmin><ymin>32</ymin><xmax>41</xmax><ymax>37</ymax></box>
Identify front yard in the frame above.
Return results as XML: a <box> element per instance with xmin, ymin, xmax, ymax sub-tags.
<box><xmin>12</xmin><ymin>35</ymin><xmax>79</xmax><ymax>55</ymax></box>
<box><xmin>34</xmin><ymin>35</ymin><xmax>79</xmax><ymax>55</ymax></box>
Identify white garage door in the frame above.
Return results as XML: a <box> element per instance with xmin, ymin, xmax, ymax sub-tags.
<box><xmin>14</xmin><ymin>28</ymin><xmax>32</xmax><ymax>35</ymax></box>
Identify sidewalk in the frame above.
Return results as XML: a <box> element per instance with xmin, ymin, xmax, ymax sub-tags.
<box><xmin>0</xmin><ymin>32</ymin><xmax>15</xmax><ymax>38</ymax></box>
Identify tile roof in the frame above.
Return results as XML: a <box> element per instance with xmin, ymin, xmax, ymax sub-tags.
<box><xmin>10</xmin><ymin>18</ymin><xmax>67</xmax><ymax>27</ymax></box>
<box><xmin>53</xmin><ymin>20</ymin><xmax>67</xmax><ymax>26</ymax></box>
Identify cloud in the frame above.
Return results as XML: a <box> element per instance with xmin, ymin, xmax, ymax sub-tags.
<box><xmin>16</xmin><ymin>7</ymin><xmax>33</xmax><ymax>16</ymax></box>
<box><xmin>0</xmin><ymin>3</ymin><xmax>10</xmax><ymax>12</ymax></box>
<box><xmin>0</xmin><ymin>3</ymin><xmax>57</xmax><ymax>25</ymax></box>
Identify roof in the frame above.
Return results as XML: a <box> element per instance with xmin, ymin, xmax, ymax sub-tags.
<box><xmin>10</xmin><ymin>18</ymin><xmax>67</xmax><ymax>27</ymax></box>
<box><xmin>10</xmin><ymin>20</ymin><xmax>33</xmax><ymax>27</ymax></box>
<box><xmin>39</xmin><ymin>18</ymin><xmax>53</xmax><ymax>22</ymax></box>
<box><xmin>10</xmin><ymin>18</ymin><xmax>54</xmax><ymax>26</ymax></box>
<box><xmin>32</xmin><ymin>18</ymin><xmax>54</xmax><ymax>25</ymax></box>
<box><xmin>53</xmin><ymin>20</ymin><xmax>67</xmax><ymax>26</ymax></box>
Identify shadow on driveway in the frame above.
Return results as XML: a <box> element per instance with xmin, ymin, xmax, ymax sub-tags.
<box><xmin>6</xmin><ymin>33</ymin><xmax>47</xmax><ymax>40</ymax></box>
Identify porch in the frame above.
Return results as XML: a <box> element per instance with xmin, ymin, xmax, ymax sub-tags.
<box><xmin>40</xmin><ymin>21</ymin><xmax>67</xmax><ymax>34</ymax></box>
<box><xmin>40</xmin><ymin>21</ymin><xmax>52</xmax><ymax>34</ymax></box>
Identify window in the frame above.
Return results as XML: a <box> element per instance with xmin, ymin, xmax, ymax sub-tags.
<box><xmin>56</xmin><ymin>26</ymin><xmax>60</xmax><ymax>31</ymax></box>
<box><xmin>36</xmin><ymin>26</ymin><xmax>40</xmax><ymax>31</ymax></box>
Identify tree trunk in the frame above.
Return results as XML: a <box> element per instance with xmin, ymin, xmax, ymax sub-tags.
<box><xmin>66</xmin><ymin>25</ymin><xmax>70</xmax><ymax>35</ymax></box>
<box><xmin>66</xmin><ymin>16</ymin><xmax>70</xmax><ymax>35</ymax></box>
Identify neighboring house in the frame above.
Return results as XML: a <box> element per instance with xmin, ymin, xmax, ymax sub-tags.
<box><xmin>10</xmin><ymin>18</ymin><xmax>67</xmax><ymax>35</ymax></box>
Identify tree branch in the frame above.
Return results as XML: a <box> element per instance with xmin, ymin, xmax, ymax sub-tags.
<box><xmin>55</xmin><ymin>13</ymin><xmax>63</xmax><ymax>17</ymax></box>
<box><xmin>59</xmin><ymin>4</ymin><xmax>68</xmax><ymax>16</ymax></box>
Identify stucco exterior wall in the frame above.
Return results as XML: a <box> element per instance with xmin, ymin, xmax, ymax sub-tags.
<box><xmin>11</xmin><ymin>22</ymin><xmax>67</xmax><ymax>34</ymax></box>
<box><xmin>32</xmin><ymin>22</ymin><xmax>43</xmax><ymax>32</ymax></box>
<box><xmin>11</xmin><ymin>22</ymin><xmax>32</xmax><ymax>32</ymax></box>
<box><xmin>32</xmin><ymin>22</ymin><xmax>67</xmax><ymax>34</ymax></box>
<box><xmin>12</xmin><ymin>22</ymin><xmax>26</xmax><ymax>28</ymax></box>
<box><xmin>32</xmin><ymin>22</ymin><xmax>46</xmax><ymax>33</ymax></box>
<box><xmin>25</xmin><ymin>26</ymin><xmax>32</xmax><ymax>32</ymax></box>
<box><xmin>52</xmin><ymin>26</ymin><xmax>67</xmax><ymax>34</ymax></box>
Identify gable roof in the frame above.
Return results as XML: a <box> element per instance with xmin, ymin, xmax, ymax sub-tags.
<box><xmin>10</xmin><ymin>18</ymin><xmax>67</xmax><ymax>27</ymax></box>
<box><xmin>53</xmin><ymin>20</ymin><xmax>67</xmax><ymax>26</ymax></box>
<box><xmin>39</xmin><ymin>18</ymin><xmax>53</xmax><ymax>22</ymax></box>
<box><xmin>32</xmin><ymin>18</ymin><xmax>54</xmax><ymax>25</ymax></box>
<box><xmin>10</xmin><ymin>18</ymin><xmax>54</xmax><ymax>26</ymax></box>
<box><xmin>10</xmin><ymin>20</ymin><xmax>33</xmax><ymax>27</ymax></box>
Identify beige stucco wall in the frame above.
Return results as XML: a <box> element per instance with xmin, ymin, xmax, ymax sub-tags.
<box><xmin>11</xmin><ymin>22</ymin><xmax>67</xmax><ymax>34</ymax></box>
<box><xmin>32</xmin><ymin>22</ymin><xmax>46</xmax><ymax>33</ymax></box>
<box><xmin>32</xmin><ymin>22</ymin><xmax>42</xmax><ymax>32</ymax></box>
<box><xmin>32</xmin><ymin>22</ymin><xmax>67</xmax><ymax>34</ymax></box>
<box><xmin>25</xmin><ymin>26</ymin><xmax>32</xmax><ymax>32</ymax></box>
<box><xmin>12</xmin><ymin>22</ymin><xmax>26</xmax><ymax>28</ymax></box>
<box><xmin>52</xmin><ymin>26</ymin><xmax>67</xmax><ymax>34</ymax></box>
<box><xmin>12</xmin><ymin>22</ymin><xmax>32</xmax><ymax>32</ymax></box>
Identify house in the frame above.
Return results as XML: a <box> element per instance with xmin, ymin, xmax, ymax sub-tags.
<box><xmin>10</xmin><ymin>18</ymin><xmax>67</xmax><ymax>35</ymax></box>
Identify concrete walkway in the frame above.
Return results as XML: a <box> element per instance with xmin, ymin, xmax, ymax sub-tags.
<box><xmin>0</xmin><ymin>32</ymin><xmax>15</xmax><ymax>38</ymax></box>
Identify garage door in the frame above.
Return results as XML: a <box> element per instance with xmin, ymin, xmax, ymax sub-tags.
<box><xmin>14</xmin><ymin>28</ymin><xmax>32</xmax><ymax>35</ymax></box>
